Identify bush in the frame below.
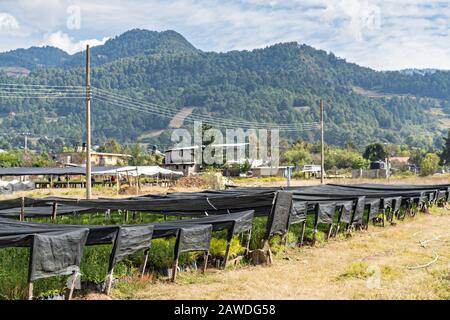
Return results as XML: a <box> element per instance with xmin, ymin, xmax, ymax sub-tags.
<box><xmin>209</xmin><ymin>236</ymin><xmax>245</xmax><ymax>259</ymax></box>
<box><xmin>420</xmin><ymin>153</ymin><xmax>440</xmax><ymax>176</ymax></box>
<box><xmin>147</xmin><ymin>238</ymin><xmax>199</xmax><ymax>270</ymax></box>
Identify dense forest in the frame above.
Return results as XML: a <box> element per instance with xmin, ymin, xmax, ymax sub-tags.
<box><xmin>0</xmin><ymin>28</ymin><xmax>448</xmax><ymax>152</ymax></box>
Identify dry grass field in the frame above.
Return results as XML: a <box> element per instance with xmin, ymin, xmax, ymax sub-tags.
<box><xmin>110</xmin><ymin>207</ymin><xmax>450</xmax><ymax>300</ymax></box>
<box><xmin>2</xmin><ymin>174</ymin><xmax>449</xmax><ymax>300</ymax></box>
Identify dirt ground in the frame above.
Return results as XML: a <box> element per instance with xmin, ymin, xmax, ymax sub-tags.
<box><xmin>110</xmin><ymin>208</ymin><xmax>450</xmax><ymax>300</ymax></box>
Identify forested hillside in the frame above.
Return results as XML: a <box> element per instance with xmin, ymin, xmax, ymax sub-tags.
<box><xmin>0</xmin><ymin>29</ymin><xmax>448</xmax><ymax>152</ymax></box>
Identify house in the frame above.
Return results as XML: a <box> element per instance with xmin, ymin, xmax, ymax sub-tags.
<box><xmin>53</xmin><ymin>145</ymin><xmax>132</xmax><ymax>167</ymax></box>
<box><xmin>163</xmin><ymin>146</ymin><xmax>200</xmax><ymax>176</ymax></box>
<box><xmin>251</xmin><ymin>166</ymin><xmax>293</xmax><ymax>178</ymax></box>
<box><xmin>390</xmin><ymin>156</ymin><xmax>410</xmax><ymax>164</ymax></box>
<box><xmin>163</xmin><ymin>143</ymin><xmax>264</xmax><ymax>176</ymax></box>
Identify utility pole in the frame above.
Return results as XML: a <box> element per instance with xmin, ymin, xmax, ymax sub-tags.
<box><xmin>21</xmin><ymin>132</ymin><xmax>31</xmax><ymax>152</ymax></box>
<box><xmin>320</xmin><ymin>99</ymin><xmax>325</xmax><ymax>184</ymax></box>
<box><xmin>85</xmin><ymin>44</ymin><xmax>92</xmax><ymax>199</ymax></box>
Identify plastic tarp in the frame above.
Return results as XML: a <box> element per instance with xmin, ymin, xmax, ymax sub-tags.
<box><xmin>93</xmin><ymin>166</ymin><xmax>183</xmax><ymax>177</ymax></box>
<box><xmin>0</xmin><ymin>180</ymin><xmax>35</xmax><ymax>194</ymax></box>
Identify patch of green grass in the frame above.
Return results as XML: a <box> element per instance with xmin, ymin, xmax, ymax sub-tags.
<box><xmin>337</xmin><ymin>262</ymin><xmax>401</xmax><ymax>281</ymax></box>
<box><xmin>338</xmin><ymin>262</ymin><xmax>371</xmax><ymax>280</ymax></box>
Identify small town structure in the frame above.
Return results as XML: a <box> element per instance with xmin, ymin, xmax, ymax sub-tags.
<box><xmin>53</xmin><ymin>145</ymin><xmax>132</xmax><ymax>167</ymax></box>
<box><xmin>163</xmin><ymin>143</ymin><xmax>264</xmax><ymax>176</ymax></box>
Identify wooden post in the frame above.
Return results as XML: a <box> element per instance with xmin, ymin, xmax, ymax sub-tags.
<box><xmin>27</xmin><ymin>282</ymin><xmax>33</xmax><ymax>300</ymax></box>
<box><xmin>202</xmin><ymin>251</ymin><xmax>209</xmax><ymax>273</ymax></box>
<box><xmin>171</xmin><ymin>257</ymin><xmax>179</xmax><ymax>282</ymax></box>
<box><xmin>312</xmin><ymin>228</ymin><xmax>318</xmax><ymax>246</ymax></box>
<box><xmin>298</xmin><ymin>220</ymin><xmax>306</xmax><ymax>247</ymax></box>
<box><xmin>50</xmin><ymin>175</ymin><xmax>54</xmax><ymax>189</ymax></box>
<box><xmin>320</xmin><ymin>99</ymin><xmax>325</xmax><ymax>184</ymax></box>
<box><xmin>116</xmin><ymin>172</ymin><xmax>120</xmax><ymax>195</ymax></box>
<box><xmin>67</xmin><ymin>271</ymin><xmax>78</xmax><ymax>300</ymax></box>
<box><xmin>222</xmin><ymin>240</ymin><xmax>232</xmax><ymax>269</ymax></box>
<box><xmin>85</xmin><ymin>44</ymin><xmax>92</xmax><ymax>200</ymax></box>
<box><xmin>105</xmin><ymin>268</ymin><xmax>114</xmax><ymax>295</ymax></box>
<box><xmin>140</xmin><ymin>249</ymin><xmax>150</xmax><ymax>279</ymax></box>
<box><xmin>20</xmin><ymin>197</ymin><xmax>25</xmax><ymax>221</ymax></box>
<box><xmin>326</xmin><ymin>224</ymin><xmax>333</xmax><ymax>240</ymax></box>
<box><xmin>245</xmin><ymin>228</ymin><xmax>252</xmax><ymax>255</ymax></box>
<box><xmin>222</xmin><ymin>227</ymin><xmax>234</xmax><ymax>269</ymax></box>
<box><xmin>66</xmin><ymin>175</ymin><xmax>70</xmax><ymax>188</ymax></box>
<box><xmin>51</xmin><ymin>202</ymin><xmax>58</xmax><ymax>222</ymax></box>
<box><xmin>135</xmin><ymin>170</ymin><xmax>139</xmax><ymax>196</ymax></box>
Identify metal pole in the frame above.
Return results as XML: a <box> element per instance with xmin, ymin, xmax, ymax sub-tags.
<box><xmin>320</xmin><ymin>99</ymin><xmax>325</xmax><ymax>184</ymax></box>
<box><xmin>85</xmin><ymin>44</ymin><xmax>92</xmax><ymax>200</ymax></box>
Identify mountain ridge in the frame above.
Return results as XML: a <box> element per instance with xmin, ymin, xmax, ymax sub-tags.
<box><xmin>0</xmin><ymin>29</ymin><xmax>448</xmax><ymax>152</ymax></box>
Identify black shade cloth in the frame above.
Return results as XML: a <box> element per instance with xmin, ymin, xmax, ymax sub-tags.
<box><xmin>29</xmin><ymin>228</ymin><xmax>89</xmax><ymax>281</ymax></box>
<box><xmin>265</xmin><ymin>191</ymin><xmax>293</xmax><ymax>238</ymax></box>
<box><xmin>351</xmin><ymin>196</ymin><xmax>366</xmax><ymax>225</ymax></box>
<box><xmin>109</xmin><ymin>225</ymin><xmax>154</xmax><ymax>272</ymax></box>
<box><xmin>43</xmin><ymin>193</ymin><xmax>274</xmax><ymax>216</ymax></box>
<box><xmin>0</xmin><ymin>205</ymin><xmax>93</xmax><ymax>218</ymax></box>
<box><xmin>290</xmin><ymin>201</ymin><xmax>307</xmax><ymax>224</ymax></box>
<box><xmin>316</xmin><ymin>202</ymin><xmax>337</xmax><ymax>225</ymax></box>
<box><xmin>176</xmin><ymin>224</ymin><xmax>213</xmax><ymax>254</ymax></box>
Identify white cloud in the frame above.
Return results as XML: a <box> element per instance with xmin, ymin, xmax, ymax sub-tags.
<box><xmin>0</xmin><ymin>12</ymin><xmax>19</xmax><ymax>33</ymax></box>
<box><xmin>42</xmin><ymin>31</ymin><xmax>109</xmax><ymax>54</ymax></box>
<box><xmin>1</xmin><ymin>1</ymin><xmax>450</xmax><ymax>69</ymax></box>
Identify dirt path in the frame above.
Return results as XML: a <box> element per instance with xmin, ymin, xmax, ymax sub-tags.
<box><xmin>112</xmin><ymin>209</ymin><xmax>450</xmax><ymax>300</ymax></box>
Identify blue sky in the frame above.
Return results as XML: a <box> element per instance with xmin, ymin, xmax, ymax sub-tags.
<box><xmin>0</xmin><ymin>0</ymin><xmax>450</xmax><ymax>70</ymax></box>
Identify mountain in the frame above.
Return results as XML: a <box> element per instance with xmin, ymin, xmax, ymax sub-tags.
<box><xmin>0</xmin><ymin>29</ymin><xmax>448</xmax><ymax>152</ymax></box>
<box><xmin>0</xmin><ymin>29</ymin><xmax>199</xmax><ymax>71</ymax></box>
<box><xmin>64</xmin><ymin>29</ymin><xmax>200</xmax><ymax>68</ymax></box>
<box><xmin>0</xmin><ymin>46</ymin><xmax>70</xmax><ymax>70</ymax></box>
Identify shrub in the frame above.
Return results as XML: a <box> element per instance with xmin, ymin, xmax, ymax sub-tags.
<box><xmin>209</xmin><ymin>236</ymin><xmax>245</xmax><ymax>259</ymax></box>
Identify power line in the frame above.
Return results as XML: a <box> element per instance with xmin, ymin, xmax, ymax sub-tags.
<box><xmin>94</xmin><ymin>93</ymin><xmax>318</xmax><ymax>131</ymax></box>
<box><xmin>94</xmin><ymin>87</ymin><xmax>317</xmax><ymax>129</ymax></box>
<box><xmin>0</xmin><ymin>83</ymin><xmax>321</xmax><ymax>131</ymax></box>
<box><xmin>93</xmin><ymin>88</ymin><xmax>319</xmax><ymax>131</ymax></box>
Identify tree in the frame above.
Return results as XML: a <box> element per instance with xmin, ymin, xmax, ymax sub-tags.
<box><xmin>0</xmin><ymin>151</ymin><xmax>20</xmax><ymax>167</ymax></box>
<box><xmin>440</xmin><ymin>130</ymin><xmax>450</xmax><ymax>165</ymax></box>
<box><xmin>97</xmin><ymin>139</ymin><xmax>123</xmax><ymax>154</ymax></box>
<box><xmin>283</xmin><ymin>142</ymin><xmax>312</xmax><ymax>167</ymax></box>
<box><xmin>420</xmin><ymin>153</ymin><xmax>440</xmax><ymax>176</ymax></box>
<box><xmin>126</xmin><ymin>144</ymin><xmax>162</xmax><ymax>166</ymax></box>
<box><xmin>325</xmin><ymin>148</ymin><xmax>368</xmax><ymax>170</ymax></box>
<box><xmin>409</xmin><ymin>147</ymin><xmax>426</xmax><ymax>165</ymax></box>
<box><xmin>363</xmin><ymin>143</ymin><xmax>387</xmax><ymax>161</ymax></box>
